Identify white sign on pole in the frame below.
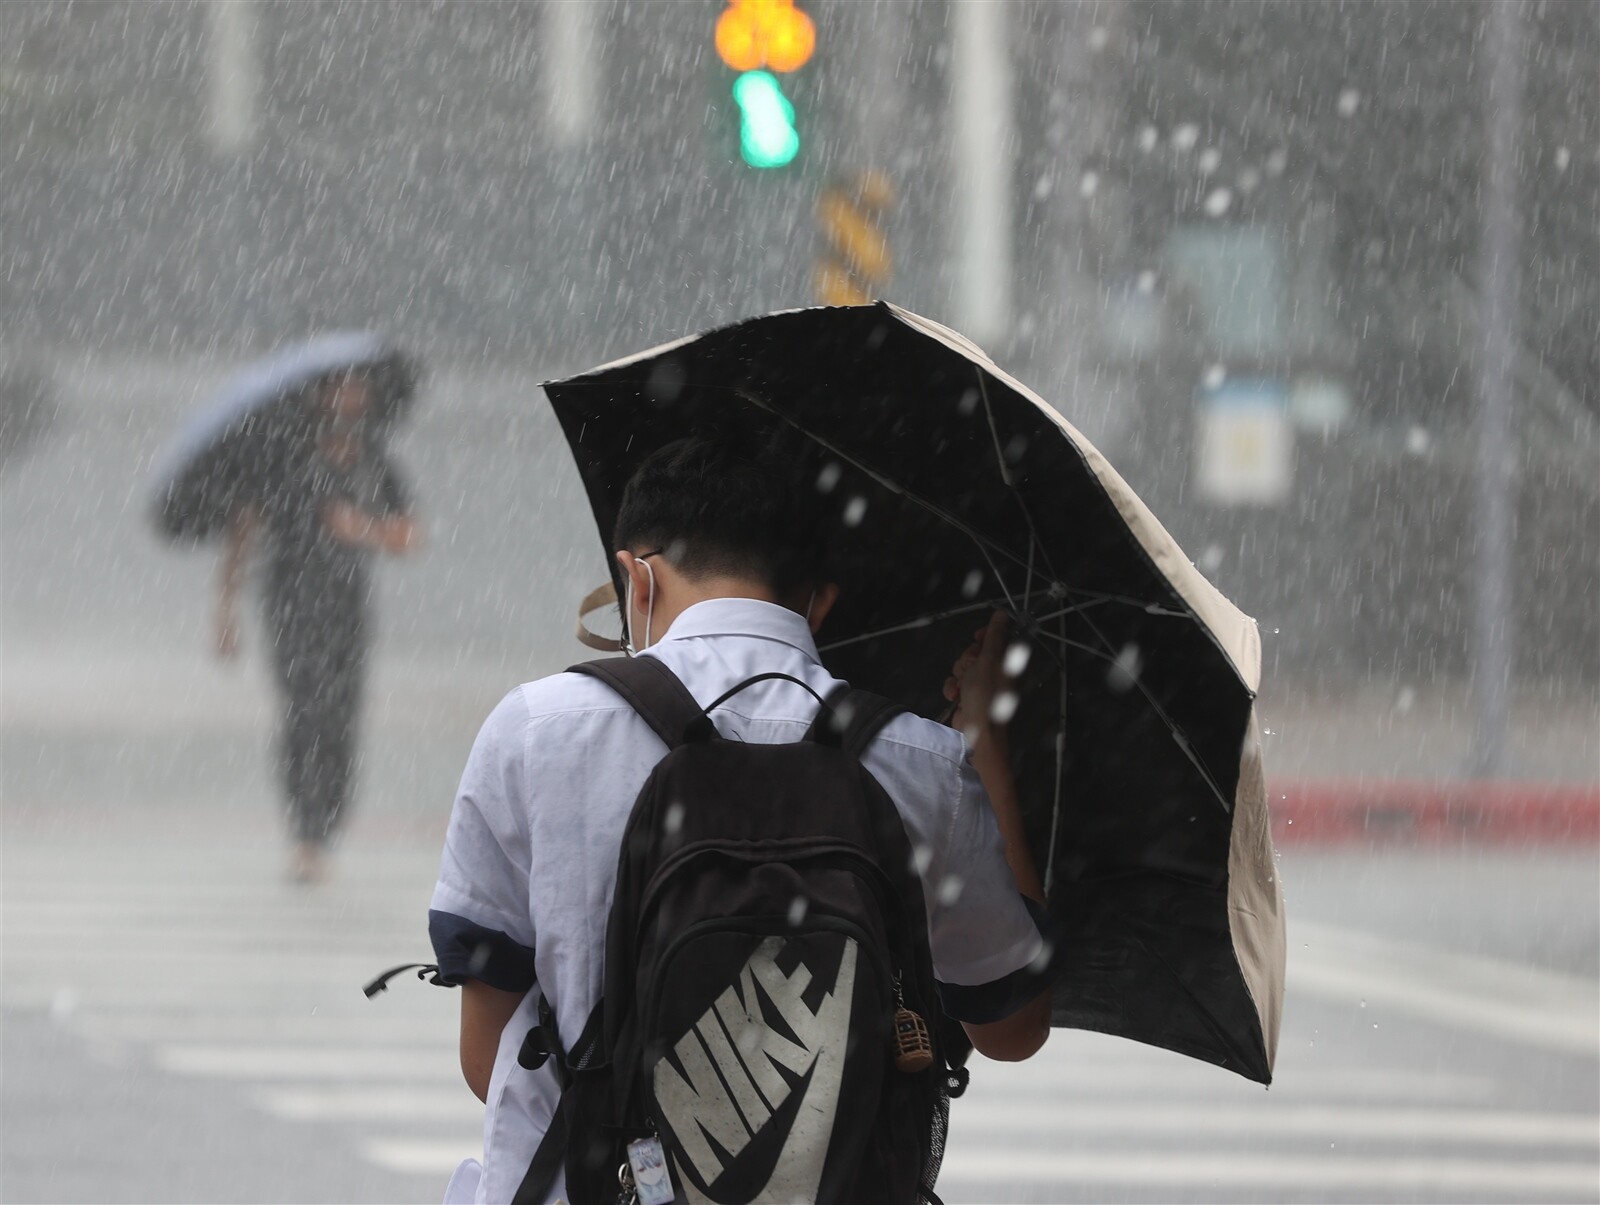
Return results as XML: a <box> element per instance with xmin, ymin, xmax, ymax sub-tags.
<box><xmin>1194</xmin><ymin>378</ymin><xmax>1293</xmax><ymax>506</ymax></box>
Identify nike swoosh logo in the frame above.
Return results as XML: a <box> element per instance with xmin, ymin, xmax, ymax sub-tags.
<box><xmin>759</xmin><ymin>939</ymin><xmax>855</xmax><ymax>1203</ymax></box>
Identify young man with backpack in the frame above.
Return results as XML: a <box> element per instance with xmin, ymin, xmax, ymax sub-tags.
<box><xmin>428</xmin><ymin>437</ymin><xmax>1055</xmax><ymax>1204</ymax></box>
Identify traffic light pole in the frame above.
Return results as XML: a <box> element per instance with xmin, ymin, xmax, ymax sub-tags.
<box><xmin>204</xmin><ymin>0</ymin><xmax>257</xmax><ymax>156</ymax></box>
<box><xmin>544</xmin><ymin>0</ymin><xmax>598</xmax><ymax>149</ymax></box>
<box><xmin>950</xmin><ymin>0</ymin><xmax>1014</xmax><ymax>347</ymax></box>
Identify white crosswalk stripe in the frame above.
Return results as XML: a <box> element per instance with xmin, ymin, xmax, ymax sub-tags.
<box><xmin>5</xmin><ymin>836</ymin><xmax>1597</xmax><ymax>1204</ymax></box>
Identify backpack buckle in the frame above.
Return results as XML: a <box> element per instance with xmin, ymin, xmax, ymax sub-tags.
<box><xmin>517</xmin><ymin>1025</ymin><xmax>553</xmax><ymax>1071</ymax></box>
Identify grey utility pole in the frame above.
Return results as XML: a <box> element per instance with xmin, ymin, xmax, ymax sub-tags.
<box><xmin>1471</xmin><ymin>0</ymin><xmax>1524</xmax><ymax>777</ymax></box>
<box><xmin>543</xmin><ymin>0</ymin><xmax>599</xmax><ymax>149</ymax></box>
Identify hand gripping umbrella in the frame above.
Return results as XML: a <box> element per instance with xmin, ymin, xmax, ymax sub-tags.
<box><xmin>544</xmin><ymin>303</ymin><xmax>1285</xmax><ymax>1084</ymax></box>
<box><xmin>151</xmin><ymin>331</ymin><xmax>418</xmax><ymax>542</ymax></box>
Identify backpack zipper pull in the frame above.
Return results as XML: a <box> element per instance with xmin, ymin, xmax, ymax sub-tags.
<box><xmin>892</xmin><ymin>973</ymin><xmax>934</xmax><ymax>1072</ymax></box>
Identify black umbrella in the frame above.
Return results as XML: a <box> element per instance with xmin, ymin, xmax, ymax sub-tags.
<box><xmin>150</xmin><ymin>332</ymin><xmax>417</xmax><ymax>542</ymax></box>
<box><xmin>543</xmin><ymin>302</ymin><xmax>1285</xmax><ymax>1085</ymax></box>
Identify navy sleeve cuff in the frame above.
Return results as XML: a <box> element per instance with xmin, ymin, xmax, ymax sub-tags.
<box><xmin>428</xmin><ymin>909</ymin><xmax>537</xmax><ymax>993</ymax></box>
<box><xmin>935</xmin><ymin>896</ymin><xmax>1060</xmax><ymax>1024</ymax></box>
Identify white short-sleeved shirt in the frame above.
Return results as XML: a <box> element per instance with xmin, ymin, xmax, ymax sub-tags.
<box><xmin>431</xmin><ymin>597</ymin><xmax>1046</xmax><ymax>1205</ymax></box>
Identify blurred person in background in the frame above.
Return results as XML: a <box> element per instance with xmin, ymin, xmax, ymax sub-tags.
<box><xmin>214</xmin><ymin>368</ymin><xmax>420</xmax><ymax>882</ymax></box>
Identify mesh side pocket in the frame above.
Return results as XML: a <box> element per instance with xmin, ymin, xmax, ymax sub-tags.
<box><xmin>919</xmin><ymin>1081</ymin><xmax>951</xmax><ymax>1201</ymax></box>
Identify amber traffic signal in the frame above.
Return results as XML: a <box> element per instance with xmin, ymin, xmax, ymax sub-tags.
<box><xmin>715</xmin><ymin>0</ymin><xmax>815</xmax><ymax>74</ymax></box>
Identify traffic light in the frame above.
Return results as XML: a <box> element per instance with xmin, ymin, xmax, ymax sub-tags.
<box><xmin>733</xmin><ymin>71</ymin><xmax>799</xmax><ymax>169</ymax></box>
<box><xmin>715</xmin><ymin>0</ymin><xmax>814</xmax><ymax>169</ymax></box>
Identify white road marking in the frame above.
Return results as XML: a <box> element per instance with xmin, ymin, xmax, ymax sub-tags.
<box><xmin>75</xmin><ymin>1012</ymin><xmax>455</xmax><ymax>1047</ymax></box>
<box><xmin>362</xmin><ymin>1143</ymin><xmax>1600</xmax><ymax>1198</ymax></box>
<box><xmin>12</xmin><ymin>838</ymin><xmax>1598</xmax><ymax>1201</ymax></box>
<box><xmin>953</xmin><ymin>1101</ymin><xmax>1600</xmax><ymax>1146</ymax></box>
<box><xmin>1290</xmin><ymin>921</ymin><xmax>1600</xmax><ymax>1055</ymax></box>
<box><xmin>935</xmin><ymin>1150</ymin><xmax>1600</xmax><ymax>1197</ymax></box>
<box><xmin>964</xmin><ymin>1052</ymin><xmax>1498</xmax><ymax>1102</ymax></box>
<box><xmin>158</xmin><ymin>1045</ymin><xmax>460</xmax><ymax>1080</ymax></box>
<box><xmin>363</xmin><ymin>1139</ymin><xmax>479</xmax><ymax>1175</ymax></box>
<box><xmin>259</xmin><ymin>1087</ymin><xmax>481</xmax><ymax>1123</ymax></box>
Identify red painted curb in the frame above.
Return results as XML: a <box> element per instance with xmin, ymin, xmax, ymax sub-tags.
<box><xmin>1268</xmin><ymin>779</ymin><xmax>1600</xmax><ymax>844</ymax></box>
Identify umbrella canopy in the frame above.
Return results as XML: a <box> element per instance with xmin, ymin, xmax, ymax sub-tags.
<box><xmin>151</xmin><ymin>332</ymin><xmax>417</xmax><ymax>542</ymax></box>
<box><xmin>543</xmin><ymin>302</ymin><xmax>1285</xmax><ymax>1085</ymax></box>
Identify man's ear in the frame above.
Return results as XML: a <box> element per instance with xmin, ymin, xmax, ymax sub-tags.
<box><xmin>807</xmin><ymin>581</ymin><xmax>841</xmax><ymax>634</ymax></box>
<box><xmin>614</xmin><ymin>550</ymin><xmax>654</xmax><ymax>609</ymax></box>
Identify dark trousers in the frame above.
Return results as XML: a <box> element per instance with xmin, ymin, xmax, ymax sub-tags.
<box><xmin>268</xmin><ymin>606</ymin><xmax>367</xmax><ymax>846</ymax></box>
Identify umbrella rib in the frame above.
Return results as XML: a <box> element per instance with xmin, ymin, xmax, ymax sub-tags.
<box><xmin>816</xmin><ymin>597</ymin><xmax>1016</xmax><ymax>653</ymax></box>
<box><xmin>975</xmin><ymin>369</ymin><xmax>1059</xmax><ymax>609</ymax></box>
<box><xmin>1057</xmin><ymin>601</ymin><xmax>1234</xmax><ymax>815</ymax></box>
<box><xmin>1043</xmin><ymin>628</ymin><xmax>1068</xmax><ymax>897</ymax></box>
<box><xmin>725</xmin><ymin>386</ymin><xmax>1035</xmax><ymax>603</ymax></box>
<box><xmin>1031</xmin><ymin>593</ymin><xmax>1191</xmax><ymax>624</ymax></box>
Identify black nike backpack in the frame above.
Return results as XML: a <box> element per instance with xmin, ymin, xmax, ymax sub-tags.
<box><xmin>512</xmin><ymin>656</ymin><xmax>964</xmax><ymax>1205</ymax></box>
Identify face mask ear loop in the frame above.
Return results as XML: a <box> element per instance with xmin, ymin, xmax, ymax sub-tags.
<box><xmin>642</xmin><ymin>558</ymin><xmax>657</xmax><ymax>650</ymax></box>
<box><xmin>805</xmin><ymin>588</ymin><xmax>817</xmax><ymax>623</ymax></box>
<box><xmin>622</xmin><ymin>573</ymin><xmax>636</xmax><ymax>657</ymax></box>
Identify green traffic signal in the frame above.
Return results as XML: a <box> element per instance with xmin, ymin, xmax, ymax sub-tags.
<box><xmin>732</xmin><ymin>70</ymin><xmax>799</xmax><ymax>168</ymax></box>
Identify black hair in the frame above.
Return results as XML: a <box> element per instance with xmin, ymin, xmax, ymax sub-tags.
<box><xmin>613</xmin><ymin>434</ymin><xmax>829</xmax><ymax>594</ymax></box>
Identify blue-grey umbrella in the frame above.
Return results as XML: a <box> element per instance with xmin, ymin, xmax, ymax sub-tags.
<box><xmin>150</xmin><ymin>332</ymin><xmax>416</xmax><ymax>541</ymax></box>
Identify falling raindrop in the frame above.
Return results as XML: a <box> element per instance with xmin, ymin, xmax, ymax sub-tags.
<box><xmin>1203</xmin><ymin>187</ymin><xmax>1234</xmax><ymax>217</ymax></box>
<box><xmin>961</xmin><ymin>570</ymin><xmax>984</xmax><ymax>598</ymax></box>
<box><xmin>1079</xmin><ymin>171</ymin><xmax>1100</xmax><ymax>198</ymax></box>
<box><xmin>815</xmin><ymin>462</ymin><xmax>842</xmax><ymax>493</ymax></box>
<box><xmin>1137</xmin><ymin>125</ymin><xmax>1160</xmax><ymax>153</ymax></box>
<box><xmin>787</xmin><ymin>896</ymin><xmax>808</xmax><ymax>927</ymax></box>
<box><xmin>989</xmin><ymin>691</ymin><xmax>1019</xmax><ymax>723</ymax></box>
<box><xmin>664</xmin><ymin>801</ymin><xmax>685</xmax><ymax>835</ymax></box>
<box><xmin>1197</xmin><ymin>147</ymin><xmax>1222</xmax><ymax>175</ymax></box>
<box><xmin>842</xmin><ymin>496</ymin><xmax>868</xmax><ymax>527</ymax></box>
<box><xmin>1171</xmin><ymin>123</ymin><xmax>1200</xmax><ymax>151</ymax></box>
<box><xmin>1336</xmin><ymin>87</ymin><xmax>1361</xmax><ymax>117</ymax></box>
<box><xmin>1203</xmin><ymin>364</ymin><xmax>1228</xmax><ymax>391</ymax></box>
<box><xmin>1003</xmin><ymin>641</ymin><xmax>1031</xmax><ymax>676</ymax></box>
<box><xmin>1107</xmin><ymin>644</ymin><xmax>1142</xmax><ymax>693</ymax></box>
<box><xmin>646</xmin><ymin>358</ymin><xmax>687</xmax><ymax>402</ymax></box>
<box><xmin>937</xmin><ymin>875</ymin><xmax>965</xmax><ymax>905</ymax></box>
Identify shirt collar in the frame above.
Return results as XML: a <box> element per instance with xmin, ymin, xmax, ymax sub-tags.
<box><xmin>650</xmin><ymin>597</ymin><xmax>821</xmax><ymax>662</ymax></box>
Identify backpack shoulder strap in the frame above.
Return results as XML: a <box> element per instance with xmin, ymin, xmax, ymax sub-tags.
<box><xmin>511</xmin><ymin>999</ymin><xmax>604</xmax><ymax>1205</ymax></box>
<box><xmin>568</xmin><ymin>657</ymin><xmax>716</xmax><ymax>750</ymax></box>
<box><xmin>805</xmin><ymin>685</ymin><xmax>906</xmax><ymax>758</ymax></box>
